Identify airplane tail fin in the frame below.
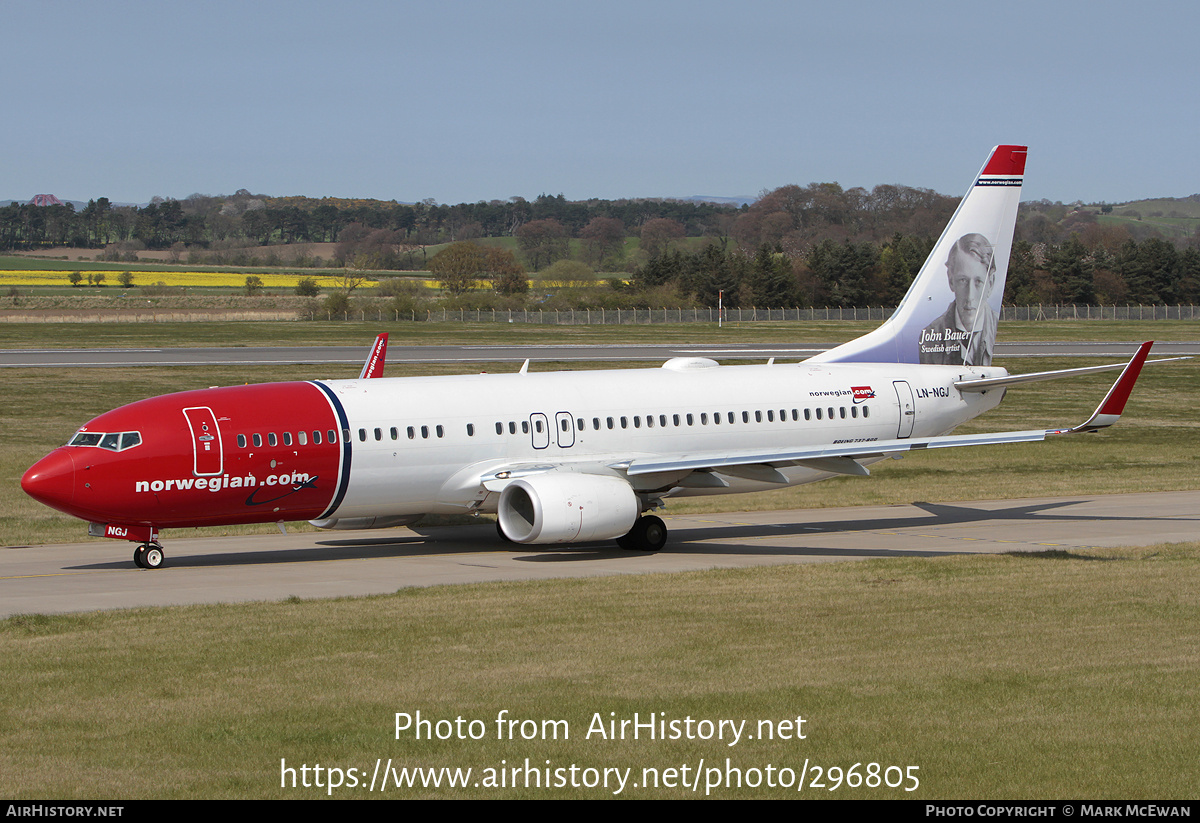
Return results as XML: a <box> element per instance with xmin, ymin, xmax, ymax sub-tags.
<box><xmin>808</xmin><ymin>145</ymin><xmax>1027</xmax><ymax>366</ymax></box>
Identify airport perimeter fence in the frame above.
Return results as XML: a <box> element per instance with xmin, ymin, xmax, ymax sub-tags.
<box><xmin>303</xmin><ymin>304</ymin><xmax>1200</xmax><ymax>323</ymax></box>
<box><xmin>2</xmin><ymin>304</ymin><xmax>1200</xmax><ymax>324</ymax></box>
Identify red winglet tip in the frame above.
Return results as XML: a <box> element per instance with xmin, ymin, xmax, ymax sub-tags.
<box><xmin>1098</xmin><ymin>341</ymin><xmax>1152</xmax><ymax>416</ymax></box>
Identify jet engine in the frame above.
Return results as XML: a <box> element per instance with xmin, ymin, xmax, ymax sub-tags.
<box><xmin>497</xmin><ymin>473</ymin><xmax>639</xmax><ymax>544</ymax></box>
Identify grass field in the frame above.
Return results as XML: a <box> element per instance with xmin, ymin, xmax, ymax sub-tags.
<box><xmin>2</xmin><ymin>320</ymin><xmax>1198</xmax><ymax>799</ymax></box>
<box><xmin>1</xmin><ymin>545</ymin><xmax>1197</xmax><ymax>798</ymax></box>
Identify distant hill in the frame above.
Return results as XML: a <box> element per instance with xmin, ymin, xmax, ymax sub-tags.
<box><xmin>1090</xmin><ymin>195</ymin><xmax>1200</xmax><ymax>240</ymax></box>
<box><xmin>0</xmin><ymin>197</ymin><xmax>142</xmax><ymax>210</ymax></box>
<box><xmin>684</xmin><ymin>194</ymin><xmax>756</xmax><ymax>207</ymax></box>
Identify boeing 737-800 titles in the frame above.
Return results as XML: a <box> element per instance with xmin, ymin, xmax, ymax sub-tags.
<box><xmin>22</xmin><ymin>146</ymin><xmax>1160</xmax><ymax>568</ymax></box>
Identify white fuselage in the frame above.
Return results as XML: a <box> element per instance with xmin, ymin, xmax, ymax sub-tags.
<box><xmin>321</xmin><ymin>358</ymin><xmax>1007</xmax><ymax>520</ymax></box>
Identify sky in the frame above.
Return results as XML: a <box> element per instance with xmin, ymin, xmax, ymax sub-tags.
<box><xmin>4</xmin><ymin>0</ymin><xmax>1196</xmax><ymax>206</ymax></box>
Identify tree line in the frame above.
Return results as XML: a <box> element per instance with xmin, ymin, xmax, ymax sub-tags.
<box><xmin>5</xmin><ymin>182</ymin><xmax>1199</xmax><ymax>308</ymax></box>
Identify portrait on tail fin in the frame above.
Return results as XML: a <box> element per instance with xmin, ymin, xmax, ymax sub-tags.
<box><xmin>918</xmin><ymin>233</ymin><xmax>998</xmax><ymax>366</ymax></box>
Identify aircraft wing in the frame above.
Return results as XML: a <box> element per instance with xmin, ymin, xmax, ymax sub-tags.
<box><xmin>624</xmin><ymin>341</ymin><xmax>1154</xmax><ymax>481</ymax></box>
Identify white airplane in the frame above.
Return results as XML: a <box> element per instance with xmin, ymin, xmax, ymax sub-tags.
<box><xmin>21</xmin><ymin>145</ymin><xmax>1159</xmax><ymax>568</ymax></box>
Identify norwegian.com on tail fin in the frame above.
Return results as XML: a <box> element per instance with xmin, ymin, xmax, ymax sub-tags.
<box><xmin>809</xmin><ymin>145</ymin><xmax>1027</xmax><ymax>366</ymax></box>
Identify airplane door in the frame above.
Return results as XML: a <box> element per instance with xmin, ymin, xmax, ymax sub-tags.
<box><xmin>530</xmin><ymin>413</ymin><xmax>550</xmax><ymax>449</ymax></box>
<box><xmin>555</xmin><ymin>412</ymin><xmax>575</xmax><ymax>448</ymax></box>
<box><xmin>183</xmin><ymin>406</ymin><xmax>224</xmax><ymax>476</ymax></box>
<box><xmin>893</xmin><ymin>381</ymin><xmax>915</xmax><ymax>439</ymax></box>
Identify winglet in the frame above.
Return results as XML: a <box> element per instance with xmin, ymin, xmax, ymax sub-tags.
<box><xmin>1053</xmin><ymin>342</ymin><xmax>1152</xmax><ymax>434</ymax></box>
<box><xmin>359</xmin><ymin>333</ymin><xmax>388</xmax><ymax>379</ymax></box>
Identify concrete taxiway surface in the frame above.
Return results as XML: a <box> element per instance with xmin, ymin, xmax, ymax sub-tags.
<box><xmin>2</xmin><ymin>340</ymin><xmax>1195</xmax><ymax>368</ymax></box>
<box><xmin>3</xmin><ymin>490</ymin><xmax>1197</xmax><ymax>617</ymax></box>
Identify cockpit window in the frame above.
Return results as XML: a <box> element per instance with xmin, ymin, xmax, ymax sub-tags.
<box><xmin>68</xmin><ymin>430</ymin><xmax>143</xmax><ymax>452</ymax></box>
<box><xmin>69</xmin><ymin>432</ymin><xmax>104</xmax><ymax>447</ymax></box>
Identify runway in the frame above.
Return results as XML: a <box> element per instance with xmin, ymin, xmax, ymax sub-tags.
<box><xmin>1</xmin><ymin>340</ymin><xmax>1195</xmax><ymax>368</ymax></box>
<box><xmin>3</xmin><ymin>490</ymin><xmax>1197</xmax><ymax>617</ymax></box>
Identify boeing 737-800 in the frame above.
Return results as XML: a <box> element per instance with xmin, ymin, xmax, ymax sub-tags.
<box><xmin>21</xmin><ymin>145</ymin><xmax>1159</xmax><ymax>568</ymax></box>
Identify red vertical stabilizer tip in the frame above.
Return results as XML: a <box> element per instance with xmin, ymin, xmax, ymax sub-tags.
<box><xmin>982</xmin><ymin>145</ymin><xmax>1027</xmax><ymax>176</ymax></box>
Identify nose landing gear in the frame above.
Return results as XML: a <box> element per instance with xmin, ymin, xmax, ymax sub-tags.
<box><xmin>134</xmin><ymin>543</ymin><xmax>165</xmax><ymax>569</ymax></box>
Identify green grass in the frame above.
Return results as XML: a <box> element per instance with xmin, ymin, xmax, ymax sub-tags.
<box><xmin>1</xmin><ymin>544</ymin><xmax>1197</xmax><ymax>798</ymax></box>
<box><xmin>0</xmin><ymin>318</ymin><xmax>1193</xmax><ymax>351</ymax></box>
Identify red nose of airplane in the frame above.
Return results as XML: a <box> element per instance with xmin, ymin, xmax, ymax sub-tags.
<box><xmin>21</xmin><ymin>449</ymin><xmax>77</xmax><ymax>513</ymax></box>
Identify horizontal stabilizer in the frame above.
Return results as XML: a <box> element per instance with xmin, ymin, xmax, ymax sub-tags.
<box><xmin>956</xmin><ymin>344</ymin><xmax>1181</xmax><ymax>392</ymax></box>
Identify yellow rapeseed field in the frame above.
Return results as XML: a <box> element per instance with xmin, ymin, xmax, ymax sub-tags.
<box><xmin>0</xmin><ymin>271</ymin><xmax>378</xmax><ymax>289</ymax></box>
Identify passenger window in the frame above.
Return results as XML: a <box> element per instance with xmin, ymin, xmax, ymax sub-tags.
<box><xmin>522</xmin><ymin>421</ymin><xmax>530</xmax><ymax>434</ymax></box>
<box><xmin>238</xmin><ymin>434</ymin><xmax>247</xmax><ymax>448</ymax></box>
<box><xmin>561</xmin><ymin>418</ymin><xmax>570</xmax><ymax>431</ymax></box>
<box><xmin>421</xmin><ymin>426</ymin><xmax>429</xmax><ymax>439</ymax></box>
<box><xmin>686</xmin><ymin>414</ymin><xmax>694</xmax><ymax>426</ymax></box>
<box><xmin>621</xmin><ymin>417</ymin><xmax>628</xmax><ymax>429</ymax></box>
<box><xmin>851</xmin><ymin>406</ymin><xmax>858</xmax><ymax>418</ymax></box>
<box><xmin>700</xmin><ymin>413</ymin><xmax>708</xmax><ymax>425</ymax></box>
<box><xmin>742</xmin><ymin>411</ymin><xmax>749</xmax><ymax>423</ymax></box>
<box><xmin>467</xmin><ymin>423</ymin><xmax>475</xmax><ymax>436</ymax></box>
<box><xmin>815</xmin><ymin>408</ymin><xmax>822</xmax><ymax>420</ymax></box>
<box><xmin>578</xmin><ymin>418</ymin><xmax>585</xmax><ymax>430</ymax></box>
<box><xmin>356</xmin><ymin>430</ymin><xmax>365</xmax><ymax>442</ymax></box>
<box><xmin>509</xmin><ymin>422</ymin><xmax>516</xmax><ymax>434</ymax></box>
<box><xmin>863</xmin><ymin>406</ymin><xmax>870</xmax><ymax>418</ymax></box>
<box><xmin>408</xmin><ymin>426</ymin><xmax>415</xmax><ymax>439</ymax></box>
<box><xmin>341</xmin><ymin>429</ymin><xmax>350</xmax><ymax>443</ymax></box>
<box><xmin>607</xmin><ymin>417</ymin><xmax>614</xmax><ymax>429</ymax></box>
<box><xmin>390</xmin><ymin>427</ymin><xmax>398</xmax><ymax>440</ymax></box>
<box><xmin>313</xmin><ymin>431</ymin><xmax>322</xmax><ymax>445</ymax></box>
<box><xmin>673</xmin><ymin>414</ymin><xmax>680</xmax><ymax>426</ymax></box>
<box><xmin>269</xmin><ymin>433</ymin><xmax>279</xmax><ymax>446</ymax></box>
<box><xmin>767</xmin><ymin>410</ymin><xmax>774</xmax><ymax>422</ymax></box>
<box><xmin>644</xmin><ymin>416</ymin><xmax>651</xmax><ymax>428</ymax></box>
<box><xmin>495</xmin><ymin>422</ymin><xmax>503</xmax><ymax>435</ymax></box>
<box><xmin>253</xmin><ymin>433</ymin><xmax>263</xmax><ymax>447</ymax></box>
<box><xmin>593</xmin><ymin>418</ymin><xmax>600</xmax><ymax>430</ymax></box>
<box><xmin>713</xmin><ymin>413</ymin><xmax>720</xmax><ymax>425</ymax></box>
<box><xmin>436</xmin><ymin>425</ymin><xmax>444</xmax><ymax>438</ymax></box>
<box><xmin>298</xmin><ymin>431</ymin><xmax>307</xmax><ymax>445</ymax></box>
<box><xmin>283</xmin><ymin>432</ymin><xmax>293</xmax><ymax>446</ymax></box>
<box><xmin>374</xmin><ymin>428</ymin><xmax>382</xmax><ymax>440</ymax></box>
<box><xmin>804</xmin><ymin>409</ymin><xmax>811</xmax><ymax>421</ymax></box>
<box><xmin>755</xmin><ymin>411</ymin><xmax>762</xmax><ymax>423</ymax></box>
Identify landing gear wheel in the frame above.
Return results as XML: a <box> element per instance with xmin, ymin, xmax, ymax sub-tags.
<box><xmin>143</xmin><ymin>545</ymin><xmax>164</xmax><ymax>569</ymax></box>
<box><xmin>617</xmin><ymin>515</ymin><xmax>668</xmax><ymax>552</ymax></box>
<box><xmin>134</xmin><ymin>543</ymin><xmax>165</xmax><ymax>569</ymax></box>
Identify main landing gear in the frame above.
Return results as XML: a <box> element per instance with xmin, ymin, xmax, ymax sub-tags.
<box><xmin>617</xmin><ymin>515</ymin><xmax>668</xmax><ymax>552</ymax></box>
<box><xmin>133</xmin><ymin>542</ymin><xmax>165</xmax><ymax>569</ymax></box>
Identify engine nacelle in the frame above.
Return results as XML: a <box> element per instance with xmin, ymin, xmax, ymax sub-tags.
<box><xmin>498</xmin><ymin>473</ymin><xmax>638</xmax><ymax>544</ymax></box>
<box><xmin>309</xmin><ymin>515</ymin><xmax>424</xmax><ymax>530</ymax></box>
